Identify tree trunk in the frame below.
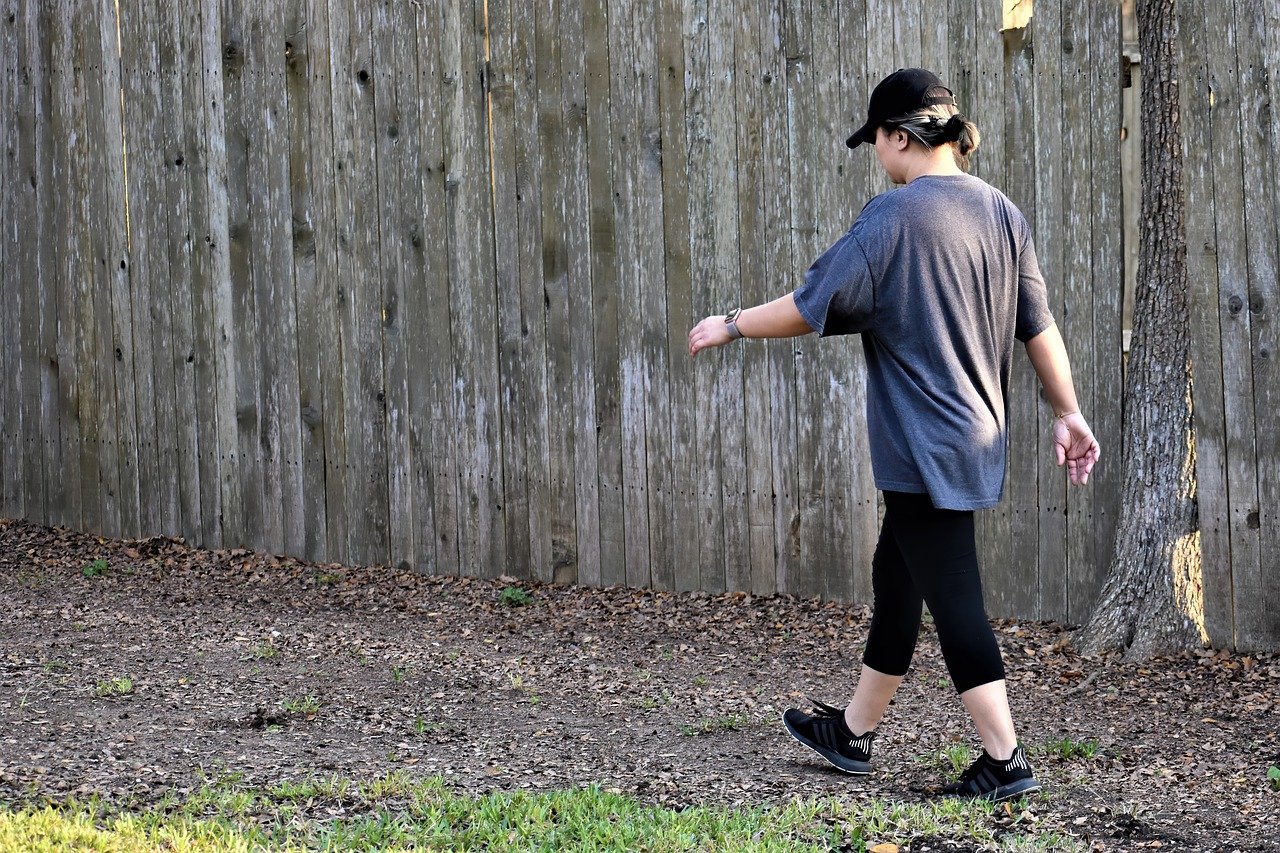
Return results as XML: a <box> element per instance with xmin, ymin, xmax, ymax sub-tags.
<box><xmin>1077</xmin><ymin>0</ymin><xmax>1206</xmax><ymax>658</ymax></box>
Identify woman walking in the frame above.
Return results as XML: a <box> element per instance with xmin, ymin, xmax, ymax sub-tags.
<box><xmin>687</xmin><ymin>68</ymin><xmax>1100</xmax><ymax>802</ymax></box>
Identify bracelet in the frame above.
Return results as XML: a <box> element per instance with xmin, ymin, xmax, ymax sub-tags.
<box><xmin>1054</xmin><ymin>410</ymin><xmax>1080</xmax><ymax>420</ymax></box>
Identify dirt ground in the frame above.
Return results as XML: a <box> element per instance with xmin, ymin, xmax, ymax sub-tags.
<box><xmin>0</xmin><ymin>517</ymin><xmax>1276</xmax><ymax>851</ymax></box>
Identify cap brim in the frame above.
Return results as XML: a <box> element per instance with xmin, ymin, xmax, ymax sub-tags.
<box><xmin>846</xmin><ymin>119</ymin><xmax>875</xmax><ymax>149</ymax></box>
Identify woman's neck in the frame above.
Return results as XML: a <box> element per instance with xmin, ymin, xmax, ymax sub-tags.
<box><xmin>903</xmin><ymin>147</ymin><xmax>964</xmax><ymax>183</ymax></box>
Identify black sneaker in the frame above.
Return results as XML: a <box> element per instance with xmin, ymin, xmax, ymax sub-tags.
<box><xmin>941</xmin><ymin>745</ymin><xmax>1042</xmax><ymax>802</ymax></box>
<box><xmin>782</xmin><ymin>698</ymin><xmax>874</xmax><ymax>775</ymax></box>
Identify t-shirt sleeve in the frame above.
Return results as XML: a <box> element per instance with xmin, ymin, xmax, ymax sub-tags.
<box><xmin>791</xmin><ymin>230</ymin><xmax>875</xmax><ymax>337</ymax></box>
<box><xmin>1014</xmin><ymin>229</ymin><xmax>1055</xmax><ymax>342</ymax></box>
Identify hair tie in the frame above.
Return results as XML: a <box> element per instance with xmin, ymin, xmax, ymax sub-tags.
<box><xmin>942</xmin><ymin>114</ymin><xmax>966</xmax><ymax>142</ymax></box>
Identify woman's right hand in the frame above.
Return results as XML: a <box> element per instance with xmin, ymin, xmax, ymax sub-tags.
<box><xmin>1052</xmin><ymin>412</ymin><xmax>1100</xmax><ymax>486</ymax></box>
<box><xmin>687</xmin><ymin>316</ymin><xmax>734</xmax><ymax>357</ymax></box>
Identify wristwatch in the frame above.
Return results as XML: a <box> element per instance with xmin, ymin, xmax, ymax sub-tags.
<box><xmin>724</xmin><ymin>307</ymin><xmax>744</xmax><ymax>340</ymax></box>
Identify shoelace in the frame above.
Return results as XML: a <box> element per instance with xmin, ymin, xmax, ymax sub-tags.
<box><xmin>807</xmin><ymin>697</ymin><xmax>846</xmax><ymax>719</ymax></box>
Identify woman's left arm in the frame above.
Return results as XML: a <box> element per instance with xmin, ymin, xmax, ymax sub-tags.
<box><xmin>687</xmin><ymin>293</ymin><xmax>814</xmax><ymax>356</ymax></box>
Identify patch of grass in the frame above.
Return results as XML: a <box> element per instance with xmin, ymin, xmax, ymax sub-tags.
<box><xmin>499</xmin><ymin>585</ymin><xmax>533</xmax><ymax>607</ymax></box>
<box><xmin>249</xmin><ymin>643</ymin><xmax>279</xmax><ymax>661</ymax></box>
<box><xmin>42</xmin><ymin>659</ymin><xmax>70</xmax><ymax>673</ymax></box>
<box><xmin>414</xmin><ymin>716</ymin><xmax>445</xmax><ymax>736</ymax></box>
<box><xmin>93</xmin><ymin>677</ymin><xmax>133</xmax><ymax>698</ymax></box>
<box><xmin>316</xmin><ymin>572</ymin><xmax>341</xmax><ymax>586</ymax></box>
<box><xmin>939</xmin><ymin>742</ymin><xmax>973</xmax><ymax>779</ymax></box>
<box><xmin>999</xmin><ymin>830</ymin><xmax>1088</xmax><ymax>852</ymax></box>
<box><xmin>281</xmin><ymin>695</ymin><xmax>321</xmax><ymax>716</ymax></box>
<box><xmin>1040</xmin><ymin>736</ymin><xmax>1100</xmax><ymax>761</ymax></box>
<box><xmin>1267</xmin><ymin>766</ymin><xmax>1280</xmax><ymax>791</ymax></box>
<box><xmin>0</xmin><ymin>774</ymin><xmax>1013</xmax><ymax>852</ymax></box>
<box><xmin>82</xmin><ymin>558</ymin><xmax>109</xmax><ymax>578</ymax></box>
<box><xmin>680</xmin><ymin>714</ymin><xmax>749</xmax><ymax>736</ymax></box>
<box><xmin>691</xmin><ymin>675</ymin><xmax>709</xmax><ymax>687</ymax></box>
<box><xmin>391</xmin><ymin>665</ymin><xmax>407</xmax><ymax>683</ymax></box>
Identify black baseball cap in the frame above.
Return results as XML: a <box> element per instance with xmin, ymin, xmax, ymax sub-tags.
<box><xmin>846</xmin><ymin>68</ymin><xmax>957</xmax><ymax>149</ymax></box>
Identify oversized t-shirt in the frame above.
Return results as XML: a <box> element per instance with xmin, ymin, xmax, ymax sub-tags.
<box><xmin>792</xmin><ymin>173</ymin><xmax>1054</xmax><ymax>510</ymax></box>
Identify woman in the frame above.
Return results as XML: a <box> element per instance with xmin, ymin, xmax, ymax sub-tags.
<box><xmin>687</xmin><ymin>68</ymin><xmax>1100</xmax><ymax>802</ymax></box>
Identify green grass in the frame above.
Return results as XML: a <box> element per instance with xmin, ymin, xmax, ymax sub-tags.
<box><xmin>93</xmin><ymin>677</ymin><xmax>134</xmax><ymax>698</ymax></box>
<box><xmin>0</xmin><ymin>773</ymin><xmax>1028</xmax><ymax>852</ymax></box>
<box><xmin>281</xmin><ymin>695</ymin><xmax>321</xmax><ymax>716</ymax></box>
<box><xmin>499</xmin><ymin>586</ymin><xmax>532</xmax><ymax>607</ymax></box>
<box><xmin>680</xmin><ymin>713</ymin><xmax>750</xmax><ymax>736</ymax></box>
<box><xmin>939</xmin><ymin>742</ymin><xmax>973</xmax><ymax>779</ymax></box>
<box><xmin>1039</xmin><ymin>737</ymin><xmax>1100</xmax><ymax>761</ymax></box>
<box><xmin>1268</xmin><ymin>766</ymin><xmax>1280</xmax><ymax>791</ymax></box>
<box><xmin>82</xmin><ymin>558</ymin><xmax>109</xmax><ymax>578</ymax></box>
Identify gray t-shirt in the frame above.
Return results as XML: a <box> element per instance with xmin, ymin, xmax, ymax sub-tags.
<box><xmin>792</xmin><ymin>173</ymin><xmax>1054</xmax><ymax>510</ymax></box>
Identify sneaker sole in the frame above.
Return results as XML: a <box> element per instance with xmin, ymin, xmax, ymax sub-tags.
<box><xmin>944</xmin><ymin>777</ymin><xmax>1043</xmax><ymax>803</ymax></box>
<box><xmin>781</xmin><ymin>713</ymin><xmax>872</xmax><ymax>775</ymax></box>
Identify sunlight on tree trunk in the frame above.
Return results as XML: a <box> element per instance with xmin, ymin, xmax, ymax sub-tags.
<box><xmin>1077</xmin><ymin>0</ymin><xmax>1207</xmax><ymax>660</ymax></box>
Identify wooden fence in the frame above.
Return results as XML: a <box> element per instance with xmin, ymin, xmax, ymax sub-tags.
<box><xmin>0</xmin><ymin>0</ymin><xmax>1272</xmax><ymax>648</ymax></box>
<box><xmin>1180</xmin><ymin>0</ymin><xmax>1280</xmax><ymax>651</ymax></box>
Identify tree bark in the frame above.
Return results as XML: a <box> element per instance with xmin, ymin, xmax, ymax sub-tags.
<box><xmin>1077</xmin><ymin>0</ymin><xmax>1206</xmax><ymax>658</ymax></box>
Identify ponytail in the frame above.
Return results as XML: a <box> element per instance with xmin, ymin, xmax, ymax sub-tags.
<box><xmin>883</xmin><ymin>105</ymin><xmax>982</xmax><ymax>167</ymax></box>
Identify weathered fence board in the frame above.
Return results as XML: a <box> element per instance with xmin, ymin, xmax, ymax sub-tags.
<box><xmin>2</xmin><ymin>0</ymin><xmax>1276</xmax><ymax>650</ymax></box>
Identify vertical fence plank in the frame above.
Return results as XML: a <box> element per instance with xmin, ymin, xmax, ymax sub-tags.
<box><xmin>1000</xmin><ymin>20</ymin><xmax>1040</xmax><ymax>618</ymax></box>
<box><xmin>180</xmin><ymin>0</ymin><xmax>221</xmax><ymax>548</ymax></box>
<box><xmin>442</xmin><ymin>0</ymin><xmax>503</xmax><ymax>576</ymax></box>
<box><xmin>839</xmin><ymin>0</ymin><xmax>877</xmax><ymax>604</ymax></box>
<box><xmin>200</xmin><ymin>0</ymin><xmax>242</xmax><ymax>549</ymax></box>
<box><xmin>629</xmin><ymin>0</ymin><xmax>675</xmax><ymax>593</ymax></box>
<box><xmin>373</xmin><ymin>0</ymin><xmax>420</xmax><ymax>569</ymax></box>
<box><xmin>153</xmin><ymin>0</ymin><xmax>201</xmax><ymax>544</ymax></box>
<box><xmin>682</xmin><ymin>0</ymin><xmax>725</xmax><ymax>592</ymax></box>
<box><xmin>656</xmin><ymin>0</ymin><xmax>692</xmax><ymax>592</ymax></box>
<box><xmin>1059</xmin><ymin>0</ymin><xmax>1097</xmax><ymax>621</ymax></box>
<box><xmin>784</xmin><ymin>0</ymin><xmax>827</xmax><ymax>600</ymax></box>
<box><xmin>515</xmin><ymin>0</ymin><xmax>555</xmax><ymax>584</ymax></box>
<box><xmin>84</xmin><ymin>0</ymin><xmax>131</xmax><ymax>540</ymax></box>
<box><xmin>1251</xmin><ymin>0</ymin><xmax>1280</xmax><ymax>648</ymax></box>
<box><xmin>583</xmin><ymin>0</ymin><xmax>624</xmax><ymax>587</ymax></box>
<box><xmin>414</xmin><ymin>0</ymin><xmax>460</xmax><ymax>576</ymax></box>
<box><xmin>1229</xmin><ymin>0</ymin><xmax>1278</xmax><ymax>650</ymax></box>
<box><xmin>609</xmin><ymin>0</ymin><xmax>655</xmax><ymax>590</ymax></box>
<box><xmin>47</xmin><ymin>0</ymin><xmax>85</xmax><ymax>529</ymax></box>
<box><xmin>31</xmin><ymin>2</ymin><xmax>58</xmax><ymax>525</ymax></box>
<box><xmin>243</xmin><ymin>0</ymin><xmax>296</xmax><ymax>555</ymax></box>
<box><xmin>216</xmin><ymin>0</ymin><xmax>268</xmax><ymax>548</ymax></box>
<box><xmin>1</xmin><ymin>0</ymin><xmax>17</xmax><ymax>518</ymax></box>
<box><xmin>485</xmin><ymin>0</ymin><xmax>532</xmax><ymax>580</ymax></box>
<box><xmin>561</xmin><ymin>0</ymin><xmax>602</xmax><ymax>587</ymax></box>
<box><xmin>1207</xmin><ymin>0</ymin><xmax>1263</xmax><ymax>646</ymax></box>
<box><xmin>1031</xmin><ymin>0</ymin><xmax>1068</xmax><ymax>620</ymax></box>
<box><xmin>282</xmin><ymin>0</ymin><xmax>327</xmax><ymax>560</ymax></box>
<box><xmin>1088</xmin><ymin>0</ymin><xmax>1123</xmax><ymax>613</ymax></box>
<box><xmin>734</xmin><ymin>0</ymin><xmax>775</xmax><ymax>595</ymax></box>
<box><xmin>260</xmin><ymin>0</ymin><xmax>306</xmax><ymax>556</ymax></box>
<box><xmin>133</xmin><ymin>0</ymin><xmax>182</xmax><ymax>537</ymax></box>
<box><xmin>1180</xmin><ymin>0</ymin><xmax>1231</xmax><ymax>647</ymax></box>
<box><xmin>810</xmin><ymin>0</ymin><xmax>855</xmax><ymax>602</ymax></box>
<box><xmin>705</xmin><ymin>0</ymin><xmax>745</xmax><ymax>595</ymax></box>
<box><xmin>336</xmin><ymin>0</ymin><xmax>393</xmax><ymax>566</ymax></box>
<box><xmin>763</xmin><ymin>0</ymin><xmax>800</xmax><ymax>596</ymax></box>
<box><xmin>303</xmin><ymin>0</ymin><xmax>349</xmax><ymax>562</ymax></box>
<box><xmin>537</xmin><ymin>0</ymin><xmax>579</xmax><ymax>586</ymax></box>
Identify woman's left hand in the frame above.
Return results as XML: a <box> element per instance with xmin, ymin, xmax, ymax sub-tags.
<box><xmin>687</xmin><ymin>316</ymin><xmax>733</xmax><ymax>357</ymax></box>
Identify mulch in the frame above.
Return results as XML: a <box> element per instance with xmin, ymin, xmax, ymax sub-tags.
<box><xmin>0</xmin><ymin>517</ymin><xmax>1276</xmax><ymax>851</ymax></box>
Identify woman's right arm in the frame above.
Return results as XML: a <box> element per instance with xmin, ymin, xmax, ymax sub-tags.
<box><xmin>1024</xmin><ymin>323</ymin><xmax>1101</xmax><ymax>485</ymax></box>
<box><xmin>687</xmin><ymin>293</ymin><xmax>814</xmax><ymax>357</ymax></box>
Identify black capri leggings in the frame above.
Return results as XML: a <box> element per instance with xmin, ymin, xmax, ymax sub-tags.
<box><xmin>862</xmin><ymin>490</ymin><xmax>1005</xmax><ymax>694</ymax></box>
